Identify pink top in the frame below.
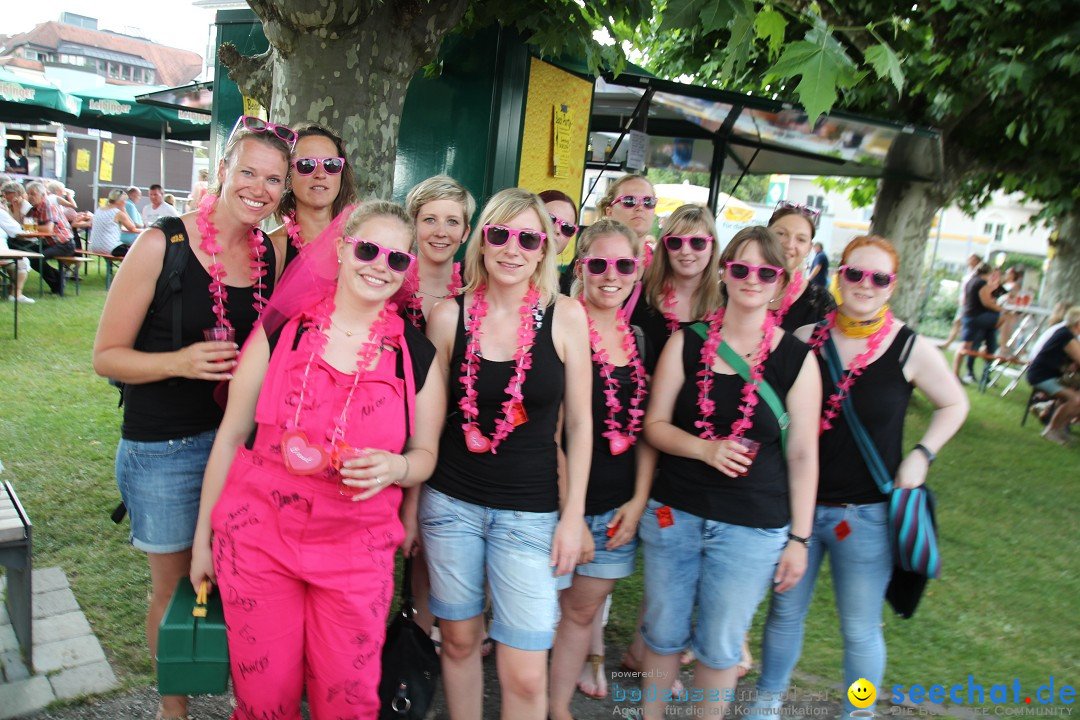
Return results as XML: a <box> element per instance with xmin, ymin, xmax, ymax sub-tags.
<box><xmin>250</xmin><ymin>314</ymin><xmax>414</xmax><ymax>492</ymax></box>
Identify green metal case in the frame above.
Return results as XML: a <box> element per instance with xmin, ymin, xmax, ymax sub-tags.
<box><xmin>156</xmin><ymin>579</ymin><xmax>230</xmax><ymax>695</ymax></box>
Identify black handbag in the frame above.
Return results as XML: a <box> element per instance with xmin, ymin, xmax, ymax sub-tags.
<box><xmin>379</xmin><ymin>557</ymin><xmax>440</xmax><ymax>720</ymax></box>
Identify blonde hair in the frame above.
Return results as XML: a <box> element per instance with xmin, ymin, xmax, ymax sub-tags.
<box><xmin>45</xmin><ymin>180</ymin><xmax>65</xmax><ymax>195</ymax></box>
<box><xmin>599</xmin><ymin>173</ymin><xmax>655</xmax><ymax>212</ymax></box>
<box><xmin>643</xmin><ymin>204</ymin><xmax>722</xmax><ymax>321</ymax></box>
<box><xmin>406</xmin><ymin>175</ymin><xmax>476</xmax><ymax>225</ymax></box>
<box><xmin>1064</xmin><ymin>306</ymin><xmax>1080</xmax><ymax>328</ymax></box>
<box><xmin>107</xmin><ymin>189</ymin><xmax>126</xmax><ymax>204</ymax></box>
<box><xmin>211</xmin><ymin>129</ymin><xmax>292</xmax><ymax>196</ymax></box>
<box><xmin>569</xmin><ymin>218</ymin><xmax>641</xmax><ymax>299</ymax></box>
<box><xmin>718</xmin><ymin>226</ymin><xmax>790</xmax><ymax>305</ymax></box>
<box><xmin>343</xmin><ymin>200</ymin><xmax>415</xmax><ymax>247</ymax></box>
<box><xmin>463</xmin><ymin>188</ymin><xmax>558</xmax><ymax>305</ymax></box>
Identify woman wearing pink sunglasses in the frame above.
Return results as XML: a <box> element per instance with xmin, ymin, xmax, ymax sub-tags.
<box><xmin>767</xmin><ymin>201</ymin><xmax>836</xmax><ymax>332</ymax></box>
<box><xmin>190</xmin><ymin>201</ymin><xmax>446</xmax><ymax>719</ymax></box>
<box><xmin>271</xmin><ymin>123</ymin><xmax>358</xmax><ymax>272</ymax></box>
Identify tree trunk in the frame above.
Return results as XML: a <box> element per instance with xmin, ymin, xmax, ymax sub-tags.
<box><xmin>1042</xmin><ymin>208</ymin><xmax>1080</xmax><ymax>310</ymax></box>
<box><xmin>229</xmin><ymin>0</ymin><xmax>468</xmax><ymax>199</ymax></box>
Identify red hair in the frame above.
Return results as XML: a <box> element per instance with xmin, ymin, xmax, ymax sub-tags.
<box><xmin>841</xmin><ymin>235</ymin><xmax>899</xmax><ymax>273</ymax></box>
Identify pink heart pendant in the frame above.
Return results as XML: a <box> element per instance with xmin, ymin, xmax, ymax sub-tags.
<box><xmin>280</xmin><ymin>430</ymin><xmax>328</xmax><ymax>475</ymax></box>
<box><xmin>609</xmin><ymin>433</ymin><xmax>632</xmax><ymax>456</ymax></box>
<box><xmin>464</xmin><ymin>425</ymin><xmax>491</xmax><ymax>453</ymax></box>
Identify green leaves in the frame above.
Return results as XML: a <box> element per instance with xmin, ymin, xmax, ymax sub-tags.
<box><xmin>765</xmin><ymin>27</ymin><xmax>862</xmax><ymax>125</ymax></box>
<box><xmin>865</xmin><ymin>42</ymin><xmax>904</xmax><ymax>94</ymax></box>
<box><xmin>659</xmin><ymin>0</ymin><xmax>711</xmax><ymax>32</ymax></box>
<box><xmin>753</xmin><ymin>9</ymin><xmax>786</xmax><ymax>58</ymax></box>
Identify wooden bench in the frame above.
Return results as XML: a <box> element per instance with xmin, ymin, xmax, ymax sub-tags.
<box><xmin>76</xmin><ymin>249</ymin><xmax>124</xmax><ymax>289</ymax></box>
<box><xmin>0</xmin><ymin>480</ymin><xmax>33</xmax><ymax>668</ymax></box>
<box><xmin>52</xmin><ymin>256</ymin><xmax>92</xmax><ymax>297</ymax></box>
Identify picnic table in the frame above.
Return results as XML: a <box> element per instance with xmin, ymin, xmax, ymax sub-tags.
<box><xmin>0</xmin><ymin>248</ymin><xmax>44</xmax><ymax>339</ymax></box>
<box><xmin>14</xmin><ymin>231</ymin><xmax>90</xmax><ymax>297</ymax></box>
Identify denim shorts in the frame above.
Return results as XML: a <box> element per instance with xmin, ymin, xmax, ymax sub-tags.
<box><xmin>1033</xmin><ymin>377</ymin><xmax>1065</xmax><ymax>395</ymax></box>
<box><xmin>638</xmin><ymin>498</ymin><xmax>788</xmax><ymax>670</ymax></box>
<box><xmin>557</xmin><ymin>508</ymin><xmax>638</xmax><ymax>590</ymax></box>
<box><xmin>115</xmin><ymin>429</ymin><xmax>216</xmax><ymax>553</ymax></box>
<box><xmin>419</xmin><ymin>486</ymin><xmax>560</xmax><ymax>651</ymax></box>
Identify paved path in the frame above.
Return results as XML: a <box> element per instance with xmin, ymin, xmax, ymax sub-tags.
<box><xmin>0</xmin><ymin>567</ymin><xmax>117</xmax><ymax>718</ymax></box>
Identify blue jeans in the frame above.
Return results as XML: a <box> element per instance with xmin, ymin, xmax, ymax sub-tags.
<box><xmin>419</xmin><ymin>486</ymin><xmax>560</xmax><ymax>651</ymax></box>
<box><xmin>756</xmin><ymin>503</ymin><xmax>892</xmax><ymax>718</ymax></box>
<box><xmin>962</xmin><ymin>311</ymin><xmax>999</xmax><ymax>377</ymax></box>
<box><xmin>639</xmin><ymin>499</ymin><xmax>788</xmax><ymax>670</ymax></box>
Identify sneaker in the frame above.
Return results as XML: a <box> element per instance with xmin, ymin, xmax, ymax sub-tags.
<box><xmin>961</xmin><ymin>374</ymin><xmax>977</xmax><ymax>385</ymax></box>
<box><xmin>1041</xmin><ymin>426</ymin><xmax>1072</xmax><ymax>447</ymax></box>
<box><xmin>8</xmin><ymin>294</ymin><xmax>35</xmax><ymax>304</ymax></box>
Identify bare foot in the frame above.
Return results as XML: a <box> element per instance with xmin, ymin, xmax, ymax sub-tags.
<box><xmin>577</xmin><ymin>653</ymin><xmax>608</xmax><ymax>699</ymax></box>
<box><xmin>737</xmin><ymin>638</ymin><xmax>754</xmax><ymax>678</ymax></box>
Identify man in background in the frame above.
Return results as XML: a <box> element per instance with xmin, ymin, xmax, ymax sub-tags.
<box><xmin>141</xmin><ymin>184</ymin><xmax>179</xmax><ymax>226</ymax></box>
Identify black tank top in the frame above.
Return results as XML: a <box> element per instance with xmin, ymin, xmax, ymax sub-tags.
<box><xmin>964</xmin><ymin>277</ymin><xmax>989</xmax><ymax>317</ymax></box>
<box><xmin>428</xmin><ymin>294</ymin><xmax>564</xmax><ymax>512</ymax></box>
<box><xmin>652</xmin><ymin>330</ymin><xmax>810</xmax><ymax>528</ymax></box>
<box><xmin>781</xmin><ymin>282</ymin><xmax>837</xmax><ymax>333</ymax></box>
<box><xmin>122</xmin><ymin>229</ymin><xmax>278</xmax><ymax>441</ymax></box>
<box><xmin>818</xmin><ymin>325</ymin><xmax>915</xmax><ymax>504</ymax></box>
<box><xmin>583</xmin><ymin>330</ymin><xmax>648</xmax><ymax>516</ymax></box>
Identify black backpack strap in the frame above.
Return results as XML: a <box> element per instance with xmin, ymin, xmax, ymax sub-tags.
<box><xmin>151</xmin><ymin>216</ymin><xmax>191</xmax><ymax>352</ymax></box>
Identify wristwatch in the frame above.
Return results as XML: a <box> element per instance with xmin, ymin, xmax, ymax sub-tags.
<box><xmin>787</xmin><ymin>532</ymin><xmax>811</xmax><ymax>548</ymax></box>
<box><xmin>914</xmin><ymin>443</ymin><xmax>936</xmax><ymax>465</ymax></box>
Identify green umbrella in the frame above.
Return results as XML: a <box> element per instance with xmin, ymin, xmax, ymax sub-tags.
<box><xmin>0</xmin><ymin>68</ymin><xmax>81</xmax><ymax>123</ymax></box>
<box><xmin>69</xmin><ymin>83</ymin><xmax>210</xmax><ymax>141</ymax></box>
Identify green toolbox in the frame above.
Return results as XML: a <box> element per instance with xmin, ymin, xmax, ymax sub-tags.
<box><xmin>157</xmin><ymin>579</ymin><xmax>230</xmax><ymax>695</ymax></box>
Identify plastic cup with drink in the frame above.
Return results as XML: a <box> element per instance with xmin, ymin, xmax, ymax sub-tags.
<box><xmin>726</xmin><ymin>435</ymin><xmax>761</xmax><ymax>476</ymax></box>
<box><xmin>335</xmin><ymin>445</ymin><xmax>367</xmax><ymax>496</ymax></box>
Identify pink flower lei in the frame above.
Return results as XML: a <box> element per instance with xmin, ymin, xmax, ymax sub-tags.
<box><xmin>195</xmin><ymin>194</ymin><xmax>269</xmax><ymax>327</ymax></box>
<box><xmin>458</xmin><ymin>284</ymin><xmax>540</xmax><ymax>454</ymax></box>
<box><xmin>284</xmin><ymin>213</ymin><xmax>304</xmax><ymax>253</ymax></box>
<box><xmin>661</xmin><ymin>285</ymin><xmax>681</xmax><ymax>335</ymax></box>
<box><xmin>694</xmin><ymin>307</ymin><xmax>778</xmax><ymax>441</ymax></box>
<box><xmin>287</xmin><ymin>296</ymin><xmax>399</xmax><ymax>451</ymax></box>
<box><xmin>581</xmin><ymin>298</ymin><xmax>648</xmax><ymax>456</ymax></box>
<box><xmin>806</xmin><ymin>308</ymin><xmax>894</xmax><ymax>434</ymax></box>
<box><xmin>772</xmin><ymin>269</ymin><xmax>802</xmax><ymax>325</ymax></box>
<box><xmin>406</xmin><ymin>261</ymin><xmax>462</xmax><ymax>330</ymax></box>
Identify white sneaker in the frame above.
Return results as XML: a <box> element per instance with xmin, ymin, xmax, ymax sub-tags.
<box><xmin>12</xmin><ymin>294</ymin><xmax>35</xmax><ymax>304</ymax></box>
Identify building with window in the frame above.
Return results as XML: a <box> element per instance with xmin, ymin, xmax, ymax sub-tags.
<box><xmin>0</xmin><ymin>13</ymin><xmax>202</xmax><ymax>88</ymax></box>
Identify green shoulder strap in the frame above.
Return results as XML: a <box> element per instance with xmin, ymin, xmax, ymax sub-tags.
<box><xmin>689</xmin><ymin>322</ymin><xmax>789</xmax><ymax>452</ymax></box>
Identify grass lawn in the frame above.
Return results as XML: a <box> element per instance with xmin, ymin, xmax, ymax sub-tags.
<box><xmin>1</xmin><ymin>272</ymin><xmax>1077</xmax><ymax>711</ymax></box>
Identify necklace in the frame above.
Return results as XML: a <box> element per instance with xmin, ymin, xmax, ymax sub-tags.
<box><xmin>661</xmin><ymin>286</ymin><xmax>682</xmax><ymax>335</ymax></box>
<box><xmin>196</xmin><ymin>195</ymin><xmax>269</xmax><ymax>327</ymax></box>
<box><xmin>329</xmin><ymin>317</ymin><xmax>361</xmax><ymax>337</ymax></box>
<box><xmin>807</xmin><ymin>308</ymin><xmax>895</xmax><ymax>433</ymax></box>
<box><xmin>581</xmin><ymin>299</ymin><xmax>648</xmax><ymax>455</ymax></box>
<box><xmin>284</xmin><ymin>213</ymin><xmax>304</xmax><ymax>253</ymax></box>
<box><xmin>406</xmin><ymin>261</ymin><xmax>462</xmax><ymax>329</ymax></box>
<box><xmin>459</xmin><ymin>284</ymin><xmax>541</xmax><ymax>454</ymax></box>
<box><xmin>771</xmin><ymin>270</ymin><xmax>802</xmax><ymax>325</ymax></box>
<box><xmin>279</xmin><ymin>298</ymin><xmax>397</xmax><ymax>475</ymax></box>
<box><xmin>695</xmin><ymin>308</ymin><xmax>778</xmax><ymax>441</ymax></box>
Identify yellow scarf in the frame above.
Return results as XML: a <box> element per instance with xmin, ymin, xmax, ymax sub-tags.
<box><xmin>836</xmin><ymin>305</ymin><xmax>889</xmax><ymax>339</ymax></box>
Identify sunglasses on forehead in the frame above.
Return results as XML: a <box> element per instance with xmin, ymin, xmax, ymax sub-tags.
<box><xmin>840</xmin><ymin>265</ymin><xmax>895</xmax><ymax>288</ymax></box>
<box><xmin>581</xmin><ymin>256</ymin><xmax>640</xmax><ymax>276</ymax></box>
<box><xmin>548</xmin><ymin>213</ymin><xmax>579</xmax><ymax>239</ymax></box>
<box><xmin>343</xmin><ymin>236</ymin><xmax>415</xmax><ymax>273</ymax></box>
<box><xmin>774</xmin><ymin>200</ymin><xmax>821</xmax><ymax>225</ymax></box>
<box><xmin>483</xmin><ymin>224</ymin><xmax>546</xmax><ymax>251</ymax></box>
<box><xmin>229</xmin><ymin>115</ymin><xmax>298</xmax><ymax>148</ymax></box>
<box><xmin>610</xmin><ymin>194</ymin><xmax>658</xmax><ymax>210</ymax></box>
<box><xmin>663</xmin><ymin>234</ymin><xmax>712</xmax><ymax>252</ymax></box>
<box><xmin>293</xmin><ymin>157</ymin><xmax>345</xmax><ymax>175</ymax></box>
<box><xmin>725</xmin><ymin>261</ymin><xmax>782</xmax><ymax>284</ymax></box>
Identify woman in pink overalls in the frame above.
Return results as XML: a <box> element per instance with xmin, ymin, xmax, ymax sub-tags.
<box><xmin>190</xmin><ymin>201</ymin><xmax>446</xmax><ymax>719</ymax></box>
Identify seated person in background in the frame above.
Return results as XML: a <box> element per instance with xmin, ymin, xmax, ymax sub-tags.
<box><xmin>2</xmin><ymin>181</ymin><xmax>32</xmax><ymax>227</ymax></box>
<box><xmin>88</xmin><ymin>189</ymin><xmax>141</xmax><ymax>257</ymax></box>
<box><xmin>141</xmin><ymin>184</ymin><xmax>179</xmax><ymax>226</ymax></box>
<box><xmin>121</xmin><ymin>186</ymin><xmax>144</xmax><ymax>245</ymax></box>
<box><xmin>163</xmin><ymin>193</ymin><xmax>176</xmax><ymax>207</ymax></box>
<box><xmin>1026</xmin><ymin>306</ymin><xmax>1080</xmax><ymax>446</ymax></box>
<box><xmin>1</xmin><ymin>200</ymin><xmax>34</xmax><ymax>303</ymax></box>
<box><xmin>47</xmin><ymin>180</ymin><xmax>89</xmax><ymax>248</ymax></box>
<box><xmin>24</xmin><ymin>181</ymin><xmax>76</xmax><ymax>294</ymax></box>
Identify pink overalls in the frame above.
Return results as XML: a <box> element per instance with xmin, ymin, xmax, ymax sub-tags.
<box><xmin>211</xmin><ymin>315</ymin><xmax>411</xmax><ymax>720</ymax></box>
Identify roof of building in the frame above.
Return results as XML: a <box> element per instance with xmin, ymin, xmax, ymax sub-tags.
<box><xmin>1</xmin><ymin>21</ymin><xmax>202</xmax><ymax>87</ymax></box>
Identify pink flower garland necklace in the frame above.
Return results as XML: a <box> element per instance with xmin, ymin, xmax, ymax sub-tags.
<box><xmin>195</xmin><ymin>194</ymin><xmax>269</xmax><ymax>327</ymax></box>
<box><xmin>694</xmin><ymin>308</ymin><xmax>778</xmax><ymax>441</ymax></box>
<box><xmin>459</xmin><ymin>284</ymin><xmax>541</xmax><ymax>454</ymax></box>
<box><xmin>771</xmin><ymin>269</ymin><xmax>802</xmax><ymax>326</ymax></box>
<box><xmin>406</xmin><ymin>261</ymin><xmax>462</xmax><ymax>330</ymax></box>
<box><xmin>279</xmin><ymin>297</ymin><xmax>398</xmax><ymax>475</ymax></box>
<box><xmin>284</xmin><ymin>213</ymin><xmax>305</xmax><ymax>253</ymax></box>
<box><xmin>807</xmin><ymin>308</ymin><xmax>895</xmax><ymax>434</ymax></box>
<box><xmin>581</xmin><ymin>299</ymin><xmax>648</xmax><ymax>456</ymax></box>
<box><xmin>661</xmin><ymin>286</ymin><xmax>682</xmax><ymax>334</ymax></box>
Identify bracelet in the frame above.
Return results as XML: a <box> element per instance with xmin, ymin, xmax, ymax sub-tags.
<box><xmin>787</xmin><ymin>532</ymin><xmax>811</xmax><ymax>548</ymax></box>
<box><xmin>913</xmin><ymin>443</ymin><xmax>936</xmax><ymax>465</ymax></box>
<box><xmin>396</xmin><ymin>453</ymin><xmax>409</xmax><ymax>485</ymax></box>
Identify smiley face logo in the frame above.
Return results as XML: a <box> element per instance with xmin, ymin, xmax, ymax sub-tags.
<box><xmin>848</xmin><ymin>678</ymin><xmax>877</xmax><ymax>709</ymax></box>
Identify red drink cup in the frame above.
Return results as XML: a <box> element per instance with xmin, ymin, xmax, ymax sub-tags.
<box><xmin>336</xmin><ymin>446</ymin><xmax>366</xmax><ymax>495</ymax></box>
<box><xmin>203</xmin><ymin>326</ymin><xmax>236</xmax><ymax>343</ymax></box>
<box><xmin>727</xmin><ymin>436</ymin><xmax>761</xmax><ymax>476</ymax></box>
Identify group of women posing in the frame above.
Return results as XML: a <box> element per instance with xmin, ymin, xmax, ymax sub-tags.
<box><xmin>94</xmin><ymin>120</ymin><xmax>967</xmax><ymax>720</ymax></box>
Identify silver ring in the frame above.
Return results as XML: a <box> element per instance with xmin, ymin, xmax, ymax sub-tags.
<box><xmin>375</xmin><ymin>476</ymin><xmax>382</xmax><ymax>486</ymax></box>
